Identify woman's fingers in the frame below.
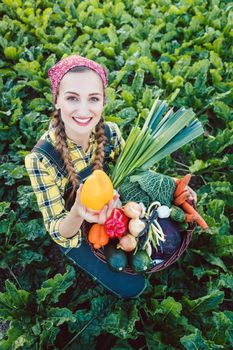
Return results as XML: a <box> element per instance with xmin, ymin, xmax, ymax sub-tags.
<box><xmin>106</xmin><ymin>199</ymin><xmax>115</xmax><ymax>218</ymax></box>
<box><xmin>77</xmin><ymin>189</ymin><xmax>121</xmax><ymax>224</ymax></box>
<box><xmin>113</xmin><ymin>190</ymin><xmax>120</xmax><ymax>201</ymax></box>
<box><xmin>186</xmin><ymin>185</ymin><xmax>197</xmax><ymax>204</ymax></box>
<box><xmin>75</xmin><ymin>184</ymin><xmax>83</xmax><ymax>203</ymax></box>
<box><xmin>98</xmin><ymin>205</ymin><xmax>108</xmax><ymax>224</ymax></box>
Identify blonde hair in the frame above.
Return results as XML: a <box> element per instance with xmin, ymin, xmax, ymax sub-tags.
<box><xmin>51</xmin><ymin>66</ymin><xmax>108</xmax><ymax>208</ymax></box>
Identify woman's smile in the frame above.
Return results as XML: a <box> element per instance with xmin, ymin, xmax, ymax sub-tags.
<box><xmin>72</xmin><ymin>116</ymin><xmax>93</xmax><ymax>126</ymax></box>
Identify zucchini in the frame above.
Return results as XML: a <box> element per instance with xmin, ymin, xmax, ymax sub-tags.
<box><xmin>104</xmin><ymin>242</ymin><xmax>128</xmax><ymax>272</ymax></box>
<box><xmin>170</xmin><ymin>205</ymin><xmax>186</xmax><ymax>223</ymax></box>
<box><xmin>178</xmin><ymin>222</ymin><xmax>189</xmax><ymax>231</ymax></box>
<box><xmin>129</xmin><ymin>250</ymin><xmax>152</xmax><ymax>273</ymax></box>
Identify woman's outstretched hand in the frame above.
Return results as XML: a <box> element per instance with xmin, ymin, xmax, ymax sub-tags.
<box><xmin>72</xmin><ymin>184</ymin><xmax>120</xmax><ymax>224</ymax></box>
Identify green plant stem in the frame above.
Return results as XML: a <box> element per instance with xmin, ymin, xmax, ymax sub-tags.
<box><xmin>62</xmin><ymin>315</ymin><xmax>98</xmax><ymax>350</ymax></box>
<box><xmin>174</xmin><ymin>160</ymin><xmax>190</xmax><ymax>169</ymax></box>
<box><xmin>6</xmin><ymin>265</ymin><xmax>22</xmax><ymax>289</ymax></box>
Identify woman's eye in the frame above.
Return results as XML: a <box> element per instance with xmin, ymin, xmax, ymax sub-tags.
<box><xmin>67</xmin><ymin>96</ymin><xmax>77</xmax><ymax>101</ymax></box>
<box><xmin>91</xmin><ymin>97</ymin><xmax>99</xmax><ymax>102</ymax></box>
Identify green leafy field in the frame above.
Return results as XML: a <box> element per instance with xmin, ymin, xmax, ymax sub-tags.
<box><xmin>0</xmin><ymin>0</ymin><xmax>232</xmax><ymax>349</ymax></box>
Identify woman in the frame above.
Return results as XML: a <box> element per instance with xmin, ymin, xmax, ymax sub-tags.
<box><xmin>25</xmin><ymin>55</ymin><xmax>148</xmax><ymax>299</ymax></box>
<box><xmin>25</xmin><ymin>54</ymin><xmax>196</xmax><ymax>299</ymax></box>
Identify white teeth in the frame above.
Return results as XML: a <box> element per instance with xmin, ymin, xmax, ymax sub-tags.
<box><xmin>73</xmin><ymin>117</ymin><xmax>92</xmax><ymax>123</ymax></box>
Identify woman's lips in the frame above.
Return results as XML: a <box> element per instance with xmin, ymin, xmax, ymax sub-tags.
<box><xmin>72</xmin><ymin>116</ymin><xmax>92</xmax><ymax>126</ymax></box>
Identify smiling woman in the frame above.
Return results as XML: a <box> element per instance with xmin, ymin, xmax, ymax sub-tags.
<box><xmin>24</xmin><ymin>55</ymin><xmax>146</xmax><ymax>299</ymax></box>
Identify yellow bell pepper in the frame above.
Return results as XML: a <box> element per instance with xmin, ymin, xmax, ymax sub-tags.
<box><xmin>80</xmin><ymin>169</ymin><xmax>114</xmax><ymax>211</ymax></box>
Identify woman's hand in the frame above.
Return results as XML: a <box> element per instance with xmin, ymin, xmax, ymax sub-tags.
<box><xmin>72</xmin><ymin>184</ymin><xmax>120</xmax><ymax>224</ymax></box>
<box><xmin>186</xmin><ymin>185</ymin><xmax>197</xmax><ymax>205</ymax></box>
<box><xmin>174</xmin><ymin>176</ymin><xmax>197</xmax><ymax>205</ymax></box>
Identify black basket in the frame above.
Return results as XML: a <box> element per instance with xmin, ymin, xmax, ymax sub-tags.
<box><xmin>82</xmin><ymin>216</ymin><xmax>196</xmax><ymax>275</ymax></box>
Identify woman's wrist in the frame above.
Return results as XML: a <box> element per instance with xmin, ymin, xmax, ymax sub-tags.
<box><xmin>70</xmin><ymin>205</ymin><xmax>83</xmax><ymax>220</ymax></box>
<box><xmin>58</xmin><ymin>207</ymin><xmax>84</xmax><ymax>239</ymax></box>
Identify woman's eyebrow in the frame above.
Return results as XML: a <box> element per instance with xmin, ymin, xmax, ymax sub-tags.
<box><xmin>65</xmin><ymin>91</ymin><xmax>102</xmax><ymax>96</ymax></box>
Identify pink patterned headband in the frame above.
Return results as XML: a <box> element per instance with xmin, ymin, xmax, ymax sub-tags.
<box><xmin>48</xmin><ymin>55</ymin><xmax>108</xmax><ymax>104</ymax></box>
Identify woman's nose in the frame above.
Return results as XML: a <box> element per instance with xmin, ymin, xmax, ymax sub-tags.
<box><xmin>75</xmin><ymin>102</ymin><xmax>91</xmax><ymax>116</ymax></box>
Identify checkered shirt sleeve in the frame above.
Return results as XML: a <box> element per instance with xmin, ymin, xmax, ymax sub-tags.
<box><xmin>24</xmin><ymin>153</ymin><xmax>82</xmax><ymax>248</ymax></box>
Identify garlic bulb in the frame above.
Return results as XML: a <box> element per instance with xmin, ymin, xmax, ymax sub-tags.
<box><xmin>157</xmin><ymin>205</ymin><xmax>171</xmax><ymax>218</ymax></box>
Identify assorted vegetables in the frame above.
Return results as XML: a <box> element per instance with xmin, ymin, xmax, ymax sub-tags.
<box><xmin>86</xmin><ymin>198</ymin><xmax>181</xmax><ymax>272</ymax></box>
<box><xmin>84</xmin><ymin>172</ymin><xmax>208</xmax><ymax>273</ymax></box>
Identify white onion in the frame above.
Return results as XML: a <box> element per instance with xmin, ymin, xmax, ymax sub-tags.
<box><xmin>122</xmin><ymin>201</ymin><xmax>142</xmax><ymax>219</ymax></box>
<box><xmin>128</xmin><ymin>219</ymin><xmax>146</xmax><ymax>237</ymax></box>
<box><xmin>117</xmin><ymin>234</ymin><xmax>137</xmax><ymax>252</ymax></box>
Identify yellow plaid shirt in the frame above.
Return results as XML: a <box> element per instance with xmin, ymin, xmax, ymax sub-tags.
<box><xmin>24</xmin><ymin>121</ymin><xmax>125</xmax><ymax>248</ymax></box>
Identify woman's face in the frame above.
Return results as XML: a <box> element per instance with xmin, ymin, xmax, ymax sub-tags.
<box><xmin>55</xmin><ymin>70</ymin><xmax>104</xmax><ymax>140</ymax></box>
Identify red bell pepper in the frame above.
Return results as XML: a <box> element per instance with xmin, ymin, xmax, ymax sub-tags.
<box><xmin>104</xmin><ymin>208</ymin><xmax>129</xmax><ymax>238</ymax></box>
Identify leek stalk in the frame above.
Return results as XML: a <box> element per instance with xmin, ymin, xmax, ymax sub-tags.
<box><xmin>111</xmin><ymin>98</ymin><xmax>204</xmax><ymax>188</ymax></box>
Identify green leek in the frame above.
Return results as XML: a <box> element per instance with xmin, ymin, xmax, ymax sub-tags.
<box><xmin>111</xmin><ymin>98</ymin><xmax>204</xmax><ymax>188</ymax></box>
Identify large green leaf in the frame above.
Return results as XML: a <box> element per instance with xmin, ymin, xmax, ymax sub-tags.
<box><xmin>36</xmin><ymin>265</ymin><xmax>76</xmax><ymax>304</ymax></box>
<box><xmin>182</xmin><ymin>290</ymin><xmax>224</xmax><ymax>314</ymax></box>
<box><xmin>0</xmin><ymin>281</ymin><xmax>30</xmax><ymax>319</ymax></box>
<box><xmin>130</xmin><ymin>170</ymin><xmax>176</xmax><ymax>206</ymax></box>
<box><xmin>102</xmin><ymin>301</ymin><xmax>141</xmax><ymax>339</ymax></box>
<box><xmin>181</xmin><ymin>328</ymin><xmax>224</xmax><ymax>350</ymax></box>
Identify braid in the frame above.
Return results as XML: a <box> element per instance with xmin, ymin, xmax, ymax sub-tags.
<box><xmin>52</xmin><ymin>109</ymin><xmax>78</xmax><ymax>207</ymax></box>
<box><xmin>93</xmin><ymin>117</ymin><xmax>108</xmax><ymax>171</ymax></box>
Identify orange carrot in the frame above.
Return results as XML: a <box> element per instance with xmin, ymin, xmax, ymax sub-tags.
<box><xmin>181</xmin><ymin>201</ymin><xmax>208</xmax><ymax>230</ymax></box>
<box><xmin>174</xmin><ymin>191</ymin><xmax>189</xmax><ymax>205</ymax></box>
<box><xmin>181</xmin><ymin>201</ymin><xmax>197</xmax><ymax>214</ymax></box>
<box><xmin>174</xmin><ymin>174</ymin><xmax>192</xmax><ymax>198</ymax></box>
<box><xmin>185</xmin><ymin>213</ymin><xmax>199</xmax><ymax>223</ymax></box>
